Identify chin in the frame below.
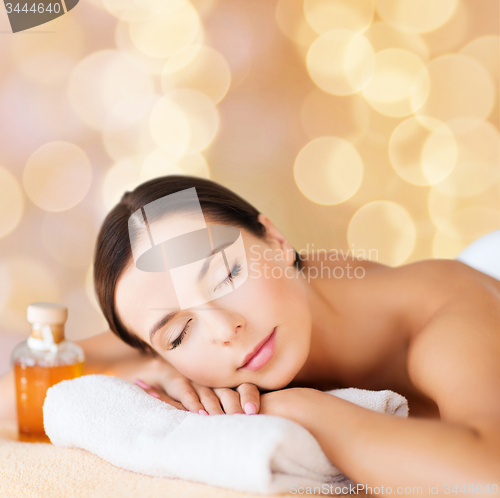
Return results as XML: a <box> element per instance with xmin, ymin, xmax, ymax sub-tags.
<box><xmin>259</xmin><ymin>359</ymin><xmax>304</xmax><ymax>391</ymax></box>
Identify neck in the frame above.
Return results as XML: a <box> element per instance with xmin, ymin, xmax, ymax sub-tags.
<box><xmin>287</xmin><ymin>265</ymin><xmax>345</xmax><ymax>390</ymax></box>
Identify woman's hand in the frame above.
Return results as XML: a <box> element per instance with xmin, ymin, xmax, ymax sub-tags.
<box><xmin>131</xmin><ymin>356</ymin><xmax>261</xmax><ymax>416</ymax></box>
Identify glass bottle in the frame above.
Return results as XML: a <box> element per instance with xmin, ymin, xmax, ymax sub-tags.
<box><xmin>10</xmin><ymin>302</ymin><xmax>85</xmax><ymax>443</ymax></box>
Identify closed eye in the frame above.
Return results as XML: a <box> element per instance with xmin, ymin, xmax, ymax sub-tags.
<box><xmin>168</xmin><ymin>318</ymin><xmax>192</xmax><ymax>350</ymax></box>
<box><xmin>214</xmin><ymin>263</ymin><xmax>242</xmax><ymax>292</ymax></box>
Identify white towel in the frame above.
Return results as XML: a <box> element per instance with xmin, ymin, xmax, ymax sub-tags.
<box><xmin>43</xmin><ymin>374</ymin><xmax>408</xmax><ymax>495</ymax></box>
<box><xmin>456</xmin><ymin>229</ymin><xmax>500</xmax><ymax>281</ymax></box>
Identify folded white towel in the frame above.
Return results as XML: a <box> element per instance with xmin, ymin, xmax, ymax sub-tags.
<box><xmin>43</xmin><ymin>374</ymin><xmax>408</xmax><ymax>495</ymax></box>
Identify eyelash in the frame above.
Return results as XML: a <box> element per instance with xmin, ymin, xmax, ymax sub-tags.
<box><xmin>169</xmin><ymin>319</ymin><xmax>192</xmax><ymax>350</ymax></box>
<box><xmin>168</xmin><ymin>263</ymin><xmax>243</xmax><ymax>350</ymax></box>
<box><xmin>214</xmin><ymin>263</ymin><xmax>242</xmax><ymax>292</ymax></box>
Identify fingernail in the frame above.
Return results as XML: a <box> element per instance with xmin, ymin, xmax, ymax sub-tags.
<box><xmin>134</xmin><ymin>378</ymin><xmax>152</xmax><ymax>389</ymax></box>
<box><xmin>244</xmin><ymin>402</ymin><xmax>257</xmax><ymax>415</ymax></box>
<box><xmin>198</xmin><ymin>409</ymin><xmax>209</xmax><ymax>415</ymax></box>
<box><xmin>148</xmin><ymin>391</ymin><xmax>160</xmax><ymax>398</ymax></box>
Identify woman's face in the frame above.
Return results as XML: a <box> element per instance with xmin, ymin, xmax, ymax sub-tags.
<box><xmin>115</xmin><ymin>213</ymin><xmax>312</xmax><ymax>390</ymax></box>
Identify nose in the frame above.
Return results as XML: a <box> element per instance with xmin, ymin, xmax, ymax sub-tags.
<box><xmin>210</xmin><ymin>321</ymin><xmax>243</xmax><ymax>346</ymax></box>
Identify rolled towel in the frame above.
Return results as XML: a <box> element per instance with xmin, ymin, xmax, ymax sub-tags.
<box><xmin>43</xmin><ymin>374</ymin><xmax>408</xmax><ymax>495</ymax></box>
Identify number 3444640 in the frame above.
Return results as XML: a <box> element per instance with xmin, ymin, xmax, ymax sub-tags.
<box><xmin>443</xmin><ymin>483</ymin><xmax>499</xmax><ymax>494</ymax></box>
<box><xmin>5</xmin><ymin>3</ymin><xmax>62</xmax><ymax>14</ymax></box>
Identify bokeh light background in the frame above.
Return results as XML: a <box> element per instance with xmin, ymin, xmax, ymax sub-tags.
<box><xmin>0</xmin><ymin>0</ymin><xmax>498</xmax><ymax>359</ymax></box>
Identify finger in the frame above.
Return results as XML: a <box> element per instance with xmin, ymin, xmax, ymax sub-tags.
<box><xmin>133</xmin><ymin>379</ymin><xmax>188</xmax><ymax>411</ymax></box>
<box><xmin>165</xmin><ymin>378</ymin><xmax>207</xmax><ymax>414</ymax></box>
<box><xmin>193</xmin><ymin>385</ymin><xmax>225</xmax><ymax>415</ymax></box>
<box><xmin>236</xmin><ymin>383</ymin><xmax>260</xmax><ymax>414</ymax></box>
<box><xmin>212</xmin><ymin>388</ymin><xmax>245</xmax><ymax>415</ymax></box>
<box><xmin>146</xmin><ymin>390</ymin><xmax>188</xmax><ymax>411</ymax></box>
<box><xmin>134</xmin><ymin>378</ymin><xmax>153</xmax><ymax>390</ymax></box>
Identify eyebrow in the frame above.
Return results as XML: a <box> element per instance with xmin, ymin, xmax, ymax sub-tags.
<box><xmin>148</xmin><ymin>240</ymin><xmax>234</xmax><ymax>345</ymax></box>
<box><xmin>149</xmin><ymin>311</ymin><xmax>180</xmax><ymax>346</ymax></box>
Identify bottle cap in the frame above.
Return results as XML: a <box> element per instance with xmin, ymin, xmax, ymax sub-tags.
<box><xmin>27</xmin><ymin>302</ymin><xmax>68</xmax><ymax>325</ymax></box>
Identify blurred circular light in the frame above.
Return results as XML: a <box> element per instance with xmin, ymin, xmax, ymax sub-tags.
<box><xmin>428</xmin><ymin>187</ymin><xmax>458</xmax><ymax>232</ymax></box>
<box><xmin>162</xmin><ymin>45</ymin><xmax>231</xmax><ymax>105</ymax></box>
<box><xmin>304</xmin><ymin>0</ymin><xmax>374</xmax><ymax>35</ymax></box>
<box><xmin>190</xmin><ymin>0</ymin><xmax>218</xmax><ymax>17</ymax></box>
<box><xmin>389</xmin><ymin>117</ymin><xmax>457</xmax><ymax>186</ymax></box>
<box><xmin>307</xmin><ymin>29</ymin><xmax>375</xmax><ymax>96</ymax></box>
<box><xmin>176</xmin><ymin>153</ymin><xmax>210</xmax><ymax>178</ymax></box>
<box><xmin>41</xmin><ymin>208</ymin><xmax>99</xmax><ymax>268</ymax></box>
<box><xmin>149</xmin><ymin>96</ymin><xmax>190</xmax><ymax>157</ymax></box>
<box><xmin>460</xmin><ymin>36</ymin><xmax>500</xmax><ymax>130</ymax></box>
<box><xmin>374</xmin><ymin>0</ymin><xmax>458</xmax><ymax>33</ymax></box>
<box><xmin>102</xmin><ymin>94</ymin><xmax>159</xmax><ymax>162</ymax></box>
<box><xmin>23</xmin><ymin>142</ymin><xmax>92</xmax><ymax>212</ymax></box>
<box><xmin>417</xmin><ymin>54</ymin><xmax>495</xmax><ymax>124</ymax></box>
<box><xmin>129</xmin><ymin>2</ymin><xmax>200</xmax><ymax>58</ymax></box>
<box><xmin>103</xmin><ymin>0</ymin><xmax>180</xmax><ymax>22</ymax></box>
<box><xmin>419</xmin><ymin>0</ymin><xmax>469</xmax><ymax>58</ymax></box>
<box><xmin>275</xmin><ymin>0</ymin><xmax>318</xmax><ymax>48</ymax></box>
<box><xmin>362</xmin><ymin>48</ymin><xmax>430</xmax><ymax>117</ymax></box>
<box><xmin>115</xmin><ymin>19</ymin><xmax>168</xmax><ymax>76</ymax></box>
<box><xmin>460</xmin><ymin>36</ymin><xmax>499</xmax><ymax>85</ymax></box>
<box><xmin>348</xmin><ymin>200</ymin><xmax>416</xmax><ymax>265</ymax></box>
<box><xmin>294</xmin><ymin>136</ymin><xmax>364</xmax><ymax>205</ymax></box>
<box><xmin>300</xmin><ymin>89</ymin><xmax>370</xmax><ymax>143</ymax></box>
<box><xmin>432</xmin><ymin>230</ymin><xmax>464</xmax><ymax>259</ymax></box>
<box><xmin>68</xmin><ymin>50</ymin><xmax>154</xmax><ymax>130</ymax></box>
<box><xmin>151</xmin><ymin>90</ymin><xmax>219</xmax><ymax>155</ymax></box>
<box><xmin>0</xmin><ymin>257</ymin><xmax>61</xmax><ymax>334</ymax></box>
<box><xmin>0</xmin><ymin>167</ymin><xmax>24</xmax><ymax>239</ymax></box>
<box><xmin>140</xmin><ymin>149</ymin><xmax>210</xmax><ymax>182</ymax></box>
<box><xmin>432</xmin><ymin>207</ymin><xmax>500</xmax><ymax>258</ymax></box>
<box><xmin>102</xmin><ymin>157</ymin><xmax>143</xmax><ymax>211</ymax></box>
<box><xmin>428</xmin><ymin>182</ymin><xmax>500</xmax><ymax>236</ymax></box>
<box><xmin>365</xmin><ymin>22</ymin><xmax>429</xmax><ymax>62</ymax></box>
<box><xmin>433</xmin><ymin>119</ymin><xmax>500</xmax><ymax>197</ymax></box>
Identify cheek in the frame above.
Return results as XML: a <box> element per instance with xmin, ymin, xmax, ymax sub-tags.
<box><xmin>257</xmin><ymin>262</ymin><xmax>309</xmax><ymax>319</ymax></box>
<box><xmin>169</xmin><ymin>348</ymin><xmax>229</xmax><ymax>385</ymax></box>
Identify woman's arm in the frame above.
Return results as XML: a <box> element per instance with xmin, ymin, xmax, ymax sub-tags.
<box><xmin>76</xmin><ymin>329</ymin><xmax>148</xmax><ymax>374</ymax></box>
<box><xmin>260</xmin><ymin>281</ymin><xmax>500</xmax><ymax>493</ymax></box>
<box><xmin>261</xmin><ymin>388</ymin><xmax>500</xmax><ymax>494</ymax></box>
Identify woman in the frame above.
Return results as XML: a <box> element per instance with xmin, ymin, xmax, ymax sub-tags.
<box><xmin>2</xmin><ymin>175</ymin><xmax>500</xmax><ymax>491</ymax></box>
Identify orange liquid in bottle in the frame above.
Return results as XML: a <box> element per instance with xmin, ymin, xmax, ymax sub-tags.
<box><xmin>14</xmin><ymin>361</ymin><xmax>84</xmax><ymax>443</ymax></box>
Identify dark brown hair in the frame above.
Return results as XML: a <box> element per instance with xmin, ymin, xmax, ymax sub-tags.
<box><xmin>93</xmin><ymin>175</ymin><xmax>301</xmax><ymax>357</ymax></box>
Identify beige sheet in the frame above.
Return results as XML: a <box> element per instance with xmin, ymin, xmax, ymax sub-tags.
<box><xmin>0</xmin><ymin>420</ymin><xmax>293</xmax><ymax>498</ymax></box>
<box><xmin>0</xmin><ymin>420</ymin><xmax>373</xmax><ymax>498</ymax></box>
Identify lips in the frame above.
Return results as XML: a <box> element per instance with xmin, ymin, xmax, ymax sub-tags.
<box><xmin>239</xmin><ymin>327</ymin><xmax>277</xmax><ymax>370</ymax></box>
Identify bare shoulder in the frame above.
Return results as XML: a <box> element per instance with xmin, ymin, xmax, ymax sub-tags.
<box><xmin>403</xmin><ymin>262</ymin><xmax>500</xmax><ymax>430</ymax></box>
<box><xmin>392</xmin><ymin>258</ymin><xmax>500</xmax><ymax>293</ymax></box>
<box><xmin>303</xmin><ymin>255</ymin><xmax>496</xmax><ymax>325</ymax></box>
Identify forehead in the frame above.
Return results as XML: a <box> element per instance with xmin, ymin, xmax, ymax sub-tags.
<box><xmin>115</xmin><ymin>257</ymin><xmax>178</xmax><ymax>344</ymax></box>
<box><xmin>115</xmin><ymin>216</ymin><xmax>261</xmax><ymax>344</ymax></box>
